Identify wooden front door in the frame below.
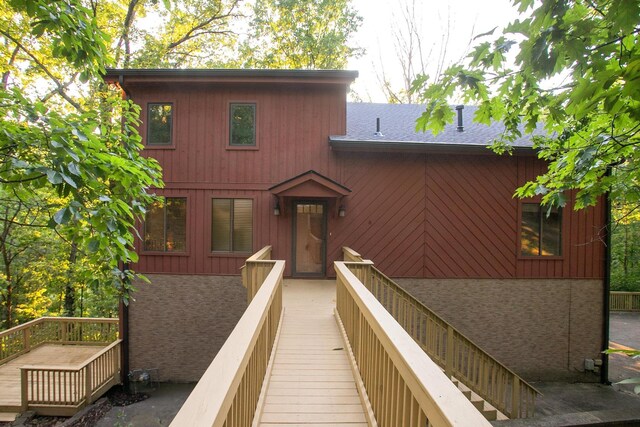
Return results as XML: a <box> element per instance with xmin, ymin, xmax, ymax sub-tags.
<box><xmin>292</xmin><ymin>201</ymin><xmax>327</xmax><ymax>276</ymax></box>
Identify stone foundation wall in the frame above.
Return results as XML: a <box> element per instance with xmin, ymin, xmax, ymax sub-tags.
<box><xmin>128</xmin><ymin>274</ymin><xmax>246</xmax><ymax>382</ymax></box>
<box><xmin>394</xmin><ymin>278</ymin><xmax>604</xmax><ymax>382</ymax></box>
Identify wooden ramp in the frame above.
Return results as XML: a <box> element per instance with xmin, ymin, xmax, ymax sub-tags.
<box><xmin>256</xmin><ymin>279</ymin><xmax>369</xmax><ymax>426</ymax></box>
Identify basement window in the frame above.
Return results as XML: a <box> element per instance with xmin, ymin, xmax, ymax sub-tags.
<box><xmin>520</xmin><ymin>203</ymin><xmax>562</xmax><ymax>256</ymax></box>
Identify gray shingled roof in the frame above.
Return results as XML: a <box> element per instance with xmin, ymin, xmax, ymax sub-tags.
<box><xmin>332</xmin><ymin>103</ymin><xmax>545</xmax><ymax>147</ymax></box>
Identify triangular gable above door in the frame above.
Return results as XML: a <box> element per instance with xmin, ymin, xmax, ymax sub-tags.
<box><xmin>269</xmin><ymin>170</ymin><xmax>351</xmax><ymax>198</ymax></box>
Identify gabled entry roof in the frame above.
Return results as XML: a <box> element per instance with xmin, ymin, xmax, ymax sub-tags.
<box><xmin>269</xmin><ymin>170</ymin><xmax>351</xmax><ymax>198</ymax></box>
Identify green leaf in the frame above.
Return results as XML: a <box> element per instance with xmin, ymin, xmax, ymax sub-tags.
<box><xmin>53</xmin><ymin>207</ymin><xmax>71</xmax><ymax>225</ymax></box>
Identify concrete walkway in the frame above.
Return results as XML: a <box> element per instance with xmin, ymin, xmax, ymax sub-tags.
<box><xmin>493</xmin><ymin>312</ymin><xmax>640</xmax><ymax>426</ymax></box>
<box><xmin>609</xmin><ymin>312</ymin><xmax>640</xmax><ymax>393</ymax></box>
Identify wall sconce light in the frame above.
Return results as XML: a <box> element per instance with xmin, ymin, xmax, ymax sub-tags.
<box><xmin>338</xmin><ymin>205</ymin><xmax>346</xmax><ymax>217</ymax></box>
<box><xmin>273</xmin><ymin>198</ymin><xmax>281</xmax><ymax>216</ymax></box>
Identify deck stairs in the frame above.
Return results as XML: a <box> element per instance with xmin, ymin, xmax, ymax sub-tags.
<box><xmin>452</xmin><ymin>378</ymin><xmax>506</xmax><ymax>421</ymax></box>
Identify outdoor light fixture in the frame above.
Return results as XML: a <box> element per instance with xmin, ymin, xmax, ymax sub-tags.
<box><xmin>338</xmin><ymin>205</ymin><xmax>346</xmax><ymax>217</ymax></box>
<box><xmin>273</xmin><ymin>198</ymin><xmax>281</xmax><ymax>216</ymax></box>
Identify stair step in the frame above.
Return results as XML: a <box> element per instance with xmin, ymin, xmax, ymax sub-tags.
<box><xmin>0</xmin><ymin>412</ymin><xmax>18</xmax><ymax>423</ymax></box>
<box><xmin>482</xmin><ymin>408</ymin><xmax>498</xmax><ymax>421</ymax></box>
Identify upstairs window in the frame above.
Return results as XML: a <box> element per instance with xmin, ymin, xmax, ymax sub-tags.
<box><xmin>144</xmin><ymin>197</ymin><xmax>186</xmax><ymax>252</ymax></box>
<box><xmin>211</xmin><ymin>198</ymin><xmax>253</xmax><ymax>253</ymax></box>
<box><xmin>229</xmin><ymin>103</ymin><xmax>256</xmax><ymax>146</ymax></box>
<box><xmin>520</xmin><ymin>203</ymin><xmax>562</xmax><ymax>256</ymax></box>
<box><xmin>147</xmin><ymin>103</ymin><xmax>173</xmax><ymax>145</ymax></box>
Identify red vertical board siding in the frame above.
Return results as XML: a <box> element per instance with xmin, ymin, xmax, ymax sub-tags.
<box><xmin>130</xmin><ymin>82</ymin><xmax>604</xmax><ymax>279</ymax></box>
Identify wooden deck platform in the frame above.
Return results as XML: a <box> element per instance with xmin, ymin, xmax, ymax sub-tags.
<box><xmin>0</xmin><ymin>344</ymin><xmax>107</xmax><ymax>411</ymax></box>
<box><xmin>256</xmin><ymin>279</ymin><xmax>369</xmax><ymax>426</ymax></box>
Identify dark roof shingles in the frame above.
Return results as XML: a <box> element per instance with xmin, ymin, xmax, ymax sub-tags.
<box><xmin>337</xmin><ymin>103</ymin><xmax>544</xmax><ymax>147</ymax></box>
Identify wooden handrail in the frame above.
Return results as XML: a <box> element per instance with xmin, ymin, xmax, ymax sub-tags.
<box><xmin>171</xmin><ymin>260</ymin><xmax>284</xmax><ymax>427</ymax></box>
<box><xmin>610</xmin><ymin>292</ymin><xmax>640</xmax><ymax>311</ymax></box>
<box><xmin>1</xmin><ymin>317</ymin><xmax>119</xmax><ymax>366</ymax></box>
<box><xmin>341</xmin><ymin>249</ymin><xmax>538</xmax><ymax>419</ymax></box>
<box><xmin>242</xmin><ymin>246</ymin><xmax>275</xmax><ymax>302</ymax></box>
<box><xmin>335</xmin><ymin>262</ymin><xmax>492</xmax><ymax>426</ymax></box>
<box><xmin>20</xmin><ymin>339</ymin><xmax>122</xmax><ymax>414</ymax></box>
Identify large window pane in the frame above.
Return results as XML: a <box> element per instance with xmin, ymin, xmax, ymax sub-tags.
<box><xmin>144</xmin><ymin>197</ymin><xmax>186</xmax><ymax>252</ymax></box>
<box><xmin>520</xmin><ymin>203</ymin><xmax>562</xmax><ymax>256</ymax></box>
<box><xmin>212</xmin><ymin>199</ymin><xmax>232</xmax><ymax>251</ymax></box>
<box><xmin>166</xmin><ymin>198</ymin><xmax>186</xmax><ymax>251</ymax></box>
<box><xmin>230</xmin><ymin>103</ymin><xmax>255</xmax><ymax>146</ymax></box>
<box><xmin>541</xmin><ymin>207</ymin><xmax>562</xmax><ymax>256</ymax></box>
<box><xmin>233</xmin><ymin>199</ymin><xmax>253</xmax><ymax>252</ymax></box>
<box><xmin>212</xmin><ymin>198</ymin><xmax>253</xmax><ymax>253</ymax></box>
<box><xmin>144</xmin><ymin>200</ymin><xmax>166</xmax><ymax>251</ymax></box>
<box><xmin>147</xmin><ymin>103</ymin><xmax>173</xmax><ymax>145</ymax></box>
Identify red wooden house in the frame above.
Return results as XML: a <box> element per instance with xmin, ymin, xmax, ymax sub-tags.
<box><xmin>106</xmin><ymin>69</ymin><xmax>607</xmax><ymax>384</ymax></box>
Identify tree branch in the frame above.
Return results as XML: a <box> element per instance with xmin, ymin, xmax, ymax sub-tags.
<box><xmin>0</xmin><ymin>30</ymin><xmax>83</xmax><ymax>112</ymax></box>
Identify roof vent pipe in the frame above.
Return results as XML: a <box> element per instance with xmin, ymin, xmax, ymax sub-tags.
<box><xmin>374</xmin><ymin>117</ymin><xmax>384</xmax><ymax>137</ymax></box>
<box><xmin>456</xmin><ymin>105</ymin><xmax>464</xmax><ymax>132</ymax></box>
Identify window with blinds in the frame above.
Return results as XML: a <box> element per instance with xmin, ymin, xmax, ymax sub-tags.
<box><xmin>211</xmin><ymin>198</ymin><xmax>253</xmax><ymax>253</ymax></box>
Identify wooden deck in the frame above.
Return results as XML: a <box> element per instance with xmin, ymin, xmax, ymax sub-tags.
<box><xmin>0</xmin><ymin>344</ymin><xmax>107</xmax><ymax>411</ymax></box>
<box><xmin>256</xmin><ymin>279</ymin><xmax>369</xmax><ymax>426</ymax></box>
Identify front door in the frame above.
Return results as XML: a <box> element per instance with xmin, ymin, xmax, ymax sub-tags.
<box><xmin>293</xmin><ymin>201</ymin><xmax>327</xmax><ymax>276</ymax></box>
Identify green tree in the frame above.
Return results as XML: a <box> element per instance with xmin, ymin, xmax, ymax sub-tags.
<box><xmin>0</xmin><ymin>0</ymin><xmax>163</xmax><ymax>325</ymax></box>
<box><xmin>413</xmin><ymin>0</ymin><xmax>640</xmax><ymax>211</ymax></box>
<box><xmin>101</xmin><ymin>0</ymin><xmax>242</xmax><ymax>68</ymax></box>
<box><xmin>240</xmin><ymin>0</ymin><xmax>363</xmax><ymax>69</ymax></box>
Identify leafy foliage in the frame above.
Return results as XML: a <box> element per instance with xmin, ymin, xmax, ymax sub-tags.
<box><xmin>0</xmin><ymin>0</ymin><xmax>163</xmax><ymax>327</ymax></box>
<box><xmin>240</xmin><ymin>0</ymin><xmax>363</xmax><ymax>69</ymax></box>
<box><xmin>104</xmin><ymin>0</ymin><xmax>242</xmax><ymax>68</ymax></box>
<box><xmin>412</xmin><ymin>0</ymin><xmax>640</xmax><ymax>211</ymax></box>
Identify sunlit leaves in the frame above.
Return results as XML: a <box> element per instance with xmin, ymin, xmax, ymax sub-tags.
<box><xmin>240</xmin><ymin>0</ymin><xmax>363</xmax><ymax>69</ymax></box>
<box><xmin>413</xmin><ymin>0</ymin><xmax>640</xmax><ymax>214</ymax></box>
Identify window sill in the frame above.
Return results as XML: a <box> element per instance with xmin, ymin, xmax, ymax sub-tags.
<box><xmin>517</xmin><ymin>255</ymin><xmax>564</xmax><ymax>260</ymax></box>
<box><xmin>141</xmin><ymin>251</ymin><xmax>190</xmax><ymax>257</ymax></box>
<box><xmin>226</xmin><ymin>145</ymin><xmax>259</xmax><ymax>151</ymax></box>
<box><xmin>144</xmin><ymin>145</ymin><xmax>176</xmax><ymax>150</ymax></box>
<box><xmin>209</xmin><ymin>252</ymin><xmax>253</xmax><ymax>258</ymax></box>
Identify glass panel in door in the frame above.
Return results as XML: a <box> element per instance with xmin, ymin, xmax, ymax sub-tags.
<box><xmin>294</xmin><ymin>203</ymin><xmax>325</xmax><ymax>275</ymax></box>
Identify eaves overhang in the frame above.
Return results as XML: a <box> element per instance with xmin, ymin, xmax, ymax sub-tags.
<box><xmin>104</xmin><ymin>68</ymin><xmax>359</xmax><ymax>87</ymax></box>
<box><xmin>328</xmin><ymin>137</ymin><xmax>536</xmax><ymax>156</ymax></box>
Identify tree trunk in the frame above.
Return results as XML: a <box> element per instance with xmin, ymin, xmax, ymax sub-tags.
<box><xmin>64</xmin><ymin>243</ymin><xmax>78</xmax><ymax>316</ymax></box>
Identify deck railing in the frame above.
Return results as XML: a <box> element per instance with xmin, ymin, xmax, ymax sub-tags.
<box><xmin>241</xmin><ymin>245</ymin><xmax>275</xmax><ymax>302</ymax></box>
<box><xmin>0</xmin><ymin>317</ymin><xmax>119</xmax><ymax>366</ymax></box>
<box><xmin>171</xmin><ymin>258</ymin><xmax>284</xmax><ymax>427</ymax></box>
<box><xmin>342</xmin><ymin>248</ymin><xmax>538</xmax><ymax>419</ymax></box>
<box><xmin>610</xmin><ymin>291</ymin><xmax>640</xmax><ymax>311</ymax></box>
<box><xmin>335</xmin><ymin>261</ymin><xmax>492</xmax><ymax>426</ymax></box>
<box><xmin>20</xmin><ymin>339</ymin><xmax>122</xmax><ymax>416</ymax></box>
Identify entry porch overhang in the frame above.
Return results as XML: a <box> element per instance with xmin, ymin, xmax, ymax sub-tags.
<box><xmin>269</xmin><ymin>170</ymin><xmax>351</xmax><ymax>215</ymax></box>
